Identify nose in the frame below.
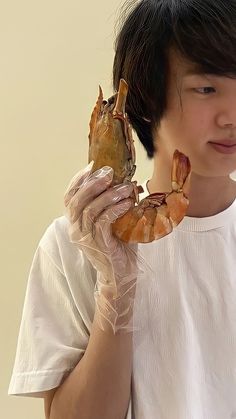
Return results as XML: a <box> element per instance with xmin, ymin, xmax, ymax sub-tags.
<box><xmin>216</xmin><ymin>101</ymin><xmax>236</xmax><ymax>128</ymax></box>
<box><xmin>216</xmin><ymin>117</ymin><xmax>236</xmax><ymax>129</ymax></box>
<box><xmin>224</xmin><ymin>123</ymin><xmax>234</xmax><ymax>128</ymax></box>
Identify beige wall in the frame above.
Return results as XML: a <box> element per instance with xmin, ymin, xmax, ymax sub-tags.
<box><xmin>2</xmin><ymin>1</ymin><xmax>152</xmax><ymax>418</ymax></box>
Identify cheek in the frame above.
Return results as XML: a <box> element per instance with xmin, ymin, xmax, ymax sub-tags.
<box><xmin>159</xmin><ymin>94</ymin><xmax>215</xmax><ymax>152</ymax></box>
<box><xmin>181</xmin><ymin>95</ymin><xmax>215</xmax><ymax>126</ymax></box>
<box><xmin>172</xmin><ymin>102</ymin><xmax>214</xmax><ymax>143</ymax></box>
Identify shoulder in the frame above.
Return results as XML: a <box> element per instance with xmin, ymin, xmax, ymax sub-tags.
<box><xmin>37</xmin><ymin>215</ymin><xmax>95</xmax><ymax>278</ymax></box>
<box><xmin>39</xmin><ymin>215</ymin><xmax>70</xmax><ymax>250</ymax></box>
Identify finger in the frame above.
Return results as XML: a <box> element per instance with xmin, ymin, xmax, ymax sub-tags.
<box><xmin>93</xmin><ymin>198</ymin><xmax>134</xmax><ymax>249</ymax></box>
<box><xmin>99</xmin><ymin>197</ymin><xmax>134</xmax><ymax>223</ymax></box>
<box><xmin>82</xmin><ymin>183</ymin><xmax>134</xmax><ymax>234</ymax></box>
<box><xmin>64</xmin><ymin>160</ymin><xmax>95</xmax><ymax>206</ymax></box>
<box><xmin>65</xmin><ymin>166</ymin><xmax>114</xmax><ymax>224</ymax></box>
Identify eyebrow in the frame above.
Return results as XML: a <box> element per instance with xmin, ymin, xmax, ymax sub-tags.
<box><xmin>182</xmin><ymin>69</ymin><xmax>209</xmax><ymax>77</ymax></box>
<box><xmin>182</xmin><ymin>67</ymin><xmax>223</xmax><ymax>79</ymax></box>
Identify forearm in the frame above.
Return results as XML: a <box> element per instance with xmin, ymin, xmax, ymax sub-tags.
<box><xmin>49</xmin><ymin>309</ymin><xmax>133</xmax><ymax>419</ymax></box>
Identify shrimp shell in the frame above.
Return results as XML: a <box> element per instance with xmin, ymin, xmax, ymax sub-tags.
<box><xmin>88</xmin><ymin>79</ymin><xmax>191</xmax><ymax>243</ymax></box>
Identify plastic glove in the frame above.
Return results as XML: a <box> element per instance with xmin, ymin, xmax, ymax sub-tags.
<box><xmin>64</xmin><ymin>161</ymin><xmax>150</xmax><ymax>334</ymax></box>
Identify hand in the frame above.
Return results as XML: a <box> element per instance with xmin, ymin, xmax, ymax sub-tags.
<box><xmin>64</xmin><ymin>162</ymin><xmax>141</xmax><ymax>333</ymax></box>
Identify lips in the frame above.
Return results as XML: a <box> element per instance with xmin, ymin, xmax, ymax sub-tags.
<box><xmin>209</xmin><ymin>140</ymin><xmax>236</xmax><ymax>147</ymax></box>
<box><xmin>209</xmin><ymin>141</ymin><xmax>236</xmax><ymax>155</ymax></box>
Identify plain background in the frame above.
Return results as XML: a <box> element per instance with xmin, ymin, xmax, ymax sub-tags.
<box><xmin>2</xmin><ymin>1</ymin><xmax>152</xmax><ymax>418</ymax></box>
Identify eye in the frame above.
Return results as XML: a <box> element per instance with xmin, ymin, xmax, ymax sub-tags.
<box><xmin>194</xmin><ymin>87</ymin><xmax>216</xmax><ymax>94</ymax></box>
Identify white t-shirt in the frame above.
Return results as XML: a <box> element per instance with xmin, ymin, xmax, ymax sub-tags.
<box><xmin>8</xmin><ymin>180</ymin><xmax>236</xmax><ymax>419</ymax></box>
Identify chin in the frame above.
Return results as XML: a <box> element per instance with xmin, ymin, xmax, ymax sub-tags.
<box><xmin>192</xmin><ymin>163</ymin><xmax>236</xmax><ymax>178</ymax></box>
<box><xmin>195</xmin><ymin>153</ymin><xmax>236</xmax><ymax>178</ymax></box>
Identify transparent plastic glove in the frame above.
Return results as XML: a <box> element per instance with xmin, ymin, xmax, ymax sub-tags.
<box><xmin>64</xmin><ymin>161</ymin><xmax>150</xmax><ymax>334</ymax></box>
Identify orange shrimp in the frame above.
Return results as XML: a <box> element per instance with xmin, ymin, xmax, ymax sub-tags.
<box><xmin>88</xmin><ymin>78</ymin><xmax>191</xmax><ymax>243</ymax></box>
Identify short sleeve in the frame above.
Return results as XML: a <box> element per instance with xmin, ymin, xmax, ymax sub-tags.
<box><xmin>8</xmin><ymin>237</ymin><xmax>92</xmax><ymax>397</ymax></box>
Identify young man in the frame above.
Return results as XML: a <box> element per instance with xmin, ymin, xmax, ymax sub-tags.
<box><xmin>8</xmin><ymin>1</ymin><xmax>236</xmax><ymax>418</ymax></box>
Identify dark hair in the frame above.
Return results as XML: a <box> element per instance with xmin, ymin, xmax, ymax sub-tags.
<box><xmin>113</xmin><ymin>0</ymin><xmax>236</xmax><ymax>158</ymax></box>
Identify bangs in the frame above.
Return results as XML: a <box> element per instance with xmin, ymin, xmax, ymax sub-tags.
<box><xmin>168</xmin><ymin>0</ymin><xmax>236</xmax><ymax>78</ymax></box>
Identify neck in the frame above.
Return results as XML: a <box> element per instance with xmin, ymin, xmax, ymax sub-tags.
<box><xmin>147</xmin><ymin>157</ymin><xmax>236</xmax><ymax>218</ymax></box>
